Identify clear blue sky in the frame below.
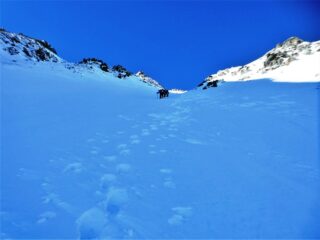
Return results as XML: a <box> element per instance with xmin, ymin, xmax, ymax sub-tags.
<box><xmin>1</xmin><ymin>1</ymin><xmax>319</xmax><ymax>89</ymax></box>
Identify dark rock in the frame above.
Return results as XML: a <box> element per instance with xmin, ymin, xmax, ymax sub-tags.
<box><xmin>207</xmin><ymin>80</ymin><xmax>219</xmax><ymax>88</ymax></box>
<box><xmin>79</xmin><ymin>58</ymin><xmax>109</xmax><ymax>72</ymax></box>
<box><xmin>35</xmin><ymin>48</ymin><xmax>51</xmax><ymax>61</ymax></box>
<box><xmin>35</xmin><ymin>39</ymin><xmax>57</xmax><ymax>55</ymax></box>
<box><xmin>22</xmin><ymin>47</ymin><xmax>32</xmax><ymax>57</ymax></box>
<box><xmin>197</xmin><ymin>80</ymin><xmax>205</xmax><ymax>87</ymax></box>
<box><xmin>264</xmin><ymin>52</ymin><xmax>289</xmax><ymax>68</ymax></box>
<box><xmin>7</xmin><ymin>47</ymin><xmax>19</xmax><ymax>55</ymax></box>
<box><xmin>112</xmin><ymin>65</ymin><xmax>132</xmax><ymax>78</ymax></box>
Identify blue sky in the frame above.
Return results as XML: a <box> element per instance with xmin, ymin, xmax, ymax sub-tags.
<box><xmin>1</xmin><ymin>1</ymin><xmax>319</xmax><ymax>89</ymax></box>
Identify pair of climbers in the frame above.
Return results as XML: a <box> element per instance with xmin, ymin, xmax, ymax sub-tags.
<box><xmin>157</xmin><ymin>89</ymin><xmax>169</xmax><ymax>99</ymax></box>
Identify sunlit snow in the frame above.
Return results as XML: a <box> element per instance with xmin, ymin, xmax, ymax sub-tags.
<box><xmin>1</xmin><ymin>58</ymin><xmax>320</xmax><ymax>239</ymax></box>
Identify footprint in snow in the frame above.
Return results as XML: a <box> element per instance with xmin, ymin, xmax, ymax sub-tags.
<box><xmin>129</xmin><ymin>135</ymin><xmax>140</xmax><ymax>144</ymax></box>
<box><xmin>104</xmin><ymin>187</ymin><xmax>129</xmax><ymax>215</ymax></box>
<box><xmin>100</xmin><ymin>174</ymin><xmax>117</xmax><ymax>191</ymax></box>
<box><xmin>130</xmin><ymin>139</ymin><xmax>140</xmax><ymax>144</ymax></box>
<box><xmin>42</xmin><ymin>193</ymin><xmax>73</xmax><ymax>213</ymax></box>
<box><xmin>130</xmin><ymin>134</ymin><xmax>139</xmax><ymax>139</ymax></box>
<box><xmin>37</xmin><ymin>211</ymin><xmax>57</xmax><ymax>224</ymax></box>
<box><xmin>168</xmin><ymin>206</ymin><xmax>193</xmax><ymax>226</ymax></box>
<box><xmin>119</xmin><ymin>149</ymin><xmax>131</xmax><ymax>156</ymax></box>
<box><xmin>118</xmin><ymin>114</ymin><xmax>133</xmax><ymax>121</ymax></box>
<box><xmin>76</xmin><ymin>207</ymin><xmax>107</xmax><ymax>240</ymax></box>
<box><xmin>78</xmin><ymin>188</ymin><xmax>139</xmax><ymax>239</ymax></box>
<box><xmin>86</xmin><ymin>138</ymin><xmax>95</xmax><ymax>143</ymax></box>
<box><xmin>17</xmin><ymin>168</ymin><xmax>40</xmax><ymax>181</ymax></box>
<box><xmin>117</xmin><ymin>144</ymin><xmax>131</xmax><ymax>155</ymax></box>
<box><xmin>163</xmin><ymin>178</ymin><xmax>176</xmax><ymax>189</ymax></box>
<box><xmin>141</xmin><ymin>129</ymin><xmax>150</xmax><ymax>136</ymax></box>
<box><xmin>160</xmin><ymin>135</ymin><xmax>168</xmax><ymax>140</ymax></box>
<box><xmin>63</xmin><ymin>162</ymin><xmax>83</xmax><ymax>174</ymax></box>
<box><xmin>90</xmin><ymin>150</ymin><xmax>99</xmax><ymax>155</ymax></box>
<box><xmin>90</xmin><ymin>146</ymin><xmax>100</xmax><ymax>155</ymax></box>
<box><xmin>117</xmin><ymin>144</ymin><xmax>128</xmax><ymax>149</ymax></box>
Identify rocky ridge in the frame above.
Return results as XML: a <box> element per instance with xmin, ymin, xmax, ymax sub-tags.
<box><xmin>0</xmin><ymin>28</ymin><xmax>164</xmax><ymax>90</ymax></box>
<box><xmin>199</xmin><ymin>37</ymin><xmax>320</xmax><ymax>89</ymax></box>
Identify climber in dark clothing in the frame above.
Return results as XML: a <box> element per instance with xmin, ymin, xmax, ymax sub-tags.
<box><xmin>157</xmin><ymin>89</ymin><xmax>169</xmax><ymax>99</ymax></box>
<box><xmin>157</xmin><ymin>89</ymin><xmax>163</xmax><ymax>99</ymax></box>
<box><xmin>164</xmin><ymin>89</ymin><xmax>169</xmax><ymax>97</ymax></box>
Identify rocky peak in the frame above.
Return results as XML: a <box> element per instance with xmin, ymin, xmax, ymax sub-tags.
<box><xmin>277</xmin><ymin>36</ymin><xmax>303</xmax><ymax>48</ymax></box>
<box><xmin>111</xmin><ymin>65</ymin><xmax>132</xmax><ymax>79</ymax></box>
<box><xmin>79</xmin><ymin>58</ymin><xmax>109</xmax><ymax>72</ymax></box>
<box><xmin>0</xmin><ymin>28</ymin><xmax>61</xmax><ymax>62</ymax></box>
<box><xmin>198</xmin><ymin>36</ymin><xmax>320</xmax><ymax>89</ymax></box>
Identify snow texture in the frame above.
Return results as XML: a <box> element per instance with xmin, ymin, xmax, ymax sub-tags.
<box><xmin>1</xmin><ymin>32</ymin><xmax>320</xmax><ymax>239</ymax></box>
<box><xmin>201</xmin><ymin>37</ymin><xmax>320</xmax><ymax>88</ymax></box>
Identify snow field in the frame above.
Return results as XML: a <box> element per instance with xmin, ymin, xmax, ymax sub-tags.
<box><xmin>1</xmin><ymin>61</ymin><xmax>320</xmax><ymax>239</ymax></box>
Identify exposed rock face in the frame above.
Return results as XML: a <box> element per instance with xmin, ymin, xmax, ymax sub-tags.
<box><xmin>199</xmin><ymin>36</ymin><xmax>320</xmax><ymax>89</ymax></box>
<box><xmin>112</xmin><ymin>65</ymin><xmax>132</xmax><ymax>78</ymax></box>
<box><xmin>0</xmin><ymin>29</ymin><xmax>60</xmax><ymax>62</ymax></box>
<box><xmin>79</xmin><ymin>58</ymin><xmax>109</xmax><ymax>72</ymax></box>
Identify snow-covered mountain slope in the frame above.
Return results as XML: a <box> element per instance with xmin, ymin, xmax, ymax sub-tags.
<box><xmin>0</xmin><ymin>29</ymin><xmax>164</xmax><ymax>90</ymax></box>
<box><xmin>0</xmin><ymin>29</ymin><xmax>62</xmax><ymax>63</ymax></box>
<box><xmin>135</xmin><ymin>71</ymin><xmax>163</xmax><ymax>89</ymax></box>
<box><xmin>2</xmin><ymin>49</ymin><xmax>320</xmax><ymax>239</ymax></box>
<box><xmin>200</xmin><ymin>37</ymin><xmax>320</xmax><ymax>89</ymax></box>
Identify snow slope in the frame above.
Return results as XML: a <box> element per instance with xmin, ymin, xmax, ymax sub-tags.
<box><xmin>1</xmin><ymin>56</ymin><xmax>320</xmax><ymax>239</ymax></box>
<box><xmin>200</xmin><ymin>37</ymin><xmax>320</xmax><ymax>89</ymax></box>
<box><xmin>0</xmin><ymin>29</ymin><xmax>164</xmax><ymax>90</ymax></box>
<box><xmin>135</xmin><ymin>71</ymin><xmax>164</xmax><ymax>89</ymax></box>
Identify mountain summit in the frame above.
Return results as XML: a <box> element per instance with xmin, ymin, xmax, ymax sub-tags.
<box><xmin>199</xmin><ymin>37</ymin><xmax>320</xmax><ymax>89</ymax></box>
<box><xmin>0</xmin><ymin>28</ymin><xmax>61</xmax><ymax>63</ymax></box>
